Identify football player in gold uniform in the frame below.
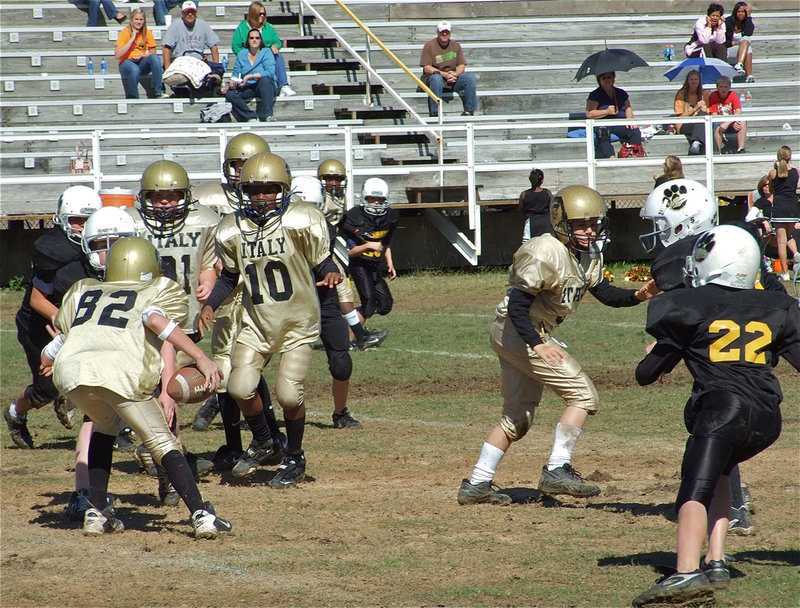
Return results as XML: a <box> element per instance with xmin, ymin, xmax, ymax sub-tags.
<box><xmin>200</xmin><ymin>153</ymin><xmax>342</xmax><ymax>487</ymax></box>
<box><xmin>127</xmin><ymin>160</ymin><xmax>219</xmax><ymax>503</ymax></box>
<box><xmin>41</xmin><ymin>237</ymin><xmax>233</xmax><ymax>538</ymax></box>
<box><xmin>458</xmin><ymin>185</ymin><xmax>658</xmax><ymax>505</ymax></box>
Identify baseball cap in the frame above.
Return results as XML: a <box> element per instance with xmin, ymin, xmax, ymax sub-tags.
<box><xmin>437</xmin><ymin>21</ymin><xmax>451</xmax><ymax>32</ymax></box>
<box><xmin>181</xmin><ymin>1</ymin><xmax>197</xmax><ymax>12</ymax></box>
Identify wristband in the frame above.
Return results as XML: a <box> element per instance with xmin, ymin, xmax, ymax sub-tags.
<box><xmin>42</xmin><ymin>334</ymin><xmax>65</xmax><ymax>360</ymax></box>
<box><xmin>158</xmin><ymin>320</ymin><xmax>178</xmax><ymax>341</ymax></box>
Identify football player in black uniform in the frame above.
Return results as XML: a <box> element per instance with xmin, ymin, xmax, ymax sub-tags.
<box><xmin>632</xmin><ymin>225</ymin><xmax>800</xmax><ymax>607</ymax></box>
<box><xmin>338</xmin><ymin>178</ymin><xmax>398</xmax><ymax>333</ymax></box>
<box><xmin>4</xmin><ymin>186</ymin><xmax>102</xmax><ymax>449</ymax></box>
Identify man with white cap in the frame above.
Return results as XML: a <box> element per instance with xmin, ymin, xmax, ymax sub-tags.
<box><xmin>419</xmin><ymin>20</ymin><xmax>478</xmax><ymax>117</ymax></box>
<box><xmin>162</xmin><ymin>1</ymin><xmax>220</xmax><ymax>71</ymax></box>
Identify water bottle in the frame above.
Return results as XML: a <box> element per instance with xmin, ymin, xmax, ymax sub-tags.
<box><xmin>664</xmin><ymin>45</ymin><xmax>671</xmax><ymax>61</ymax></box>
<box><xmin>222</xmin><ymin>55</ymin><xmax>228</xmax><ymax>72</ymax></box>
<box><xmin>87</xmin><ymin>57</ymin><xmax>94</xmax><ymax>75</ymax></box>
<box><xmin>739</xmin><ymin>90</ymin><xmax>746</xmax><ymax>108</ymax></box>
<box><xmin>100</xmin><ymin>57</ymin><xmax>107</xmax><ymax>75</ymax></box>
<box><xmin>744</xmin><ymin>90</ymin><xmax>752</xmax><ymax>109</ymax></box>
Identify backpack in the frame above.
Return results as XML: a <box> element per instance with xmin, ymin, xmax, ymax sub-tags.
<box><xmin>200</xmin><ymin>101</ymin><xmax>232</xmax><ymax>123</ymax></box>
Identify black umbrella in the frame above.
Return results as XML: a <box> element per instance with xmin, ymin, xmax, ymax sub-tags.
<box><xmin>575</xmin><ymin>48</ymin><xmax>648</xmax><ymax>81</ymax></box>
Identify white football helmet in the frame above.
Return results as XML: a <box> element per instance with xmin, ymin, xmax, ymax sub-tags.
<box><xmin>361</xmin><ymin>177</ymin><xmax>390</xmax><ymax>216</ymax></box>
<box><xmin>685</xmin><ymin>225</ymin><xmax>760</xmax><ymax>289</ymax></box>
<box><xmin>290</xmin><ymin>175</ymin><xmax>325</xmax><ymax>211</ymax></box>
<box><xmin>639</xmin><ymin>179</ymin><xmax>718</xmax><ymax>252</ymax></box>
<box><xmin>81</xmin><ymin>207</ymin><xmax>138</xmax><ymax>273</ymax></box>
<box><xmin>54</xmin><ymin>186</ymin><xmax>104</xmax><ymax>243</ymax></box>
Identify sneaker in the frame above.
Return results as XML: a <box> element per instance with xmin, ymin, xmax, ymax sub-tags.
<box><xmin>231</xmin><ymin>437</ymin><xmax>278</xmax><ymax>478</ymax></box>
<box><xmin>53</xmin><ymin>396</ymin><xmax>76</xmax><ymax>430</ymax></box>
<box><xmin>332</xmin><ymin>407</ymin><xmax>362</xmax><ymax>429</ymax></box>
<box><xmin>192</xmin><ymin>395</ymin><xmax>220</xmax><ymax>431</ymax></box>
<box><xmin>728</xmin><ymin>505</ymin><xmax>754</xmax><ymax>536</ymax></box>
<box><xmin>461</xmin><ymin>110</ymin><xmax>474</xmax><ymax>117</ymax></box>
<box><xmin>538</xmin><ymin>464</ymin><xmax>600</xmax><ymax>497</ymax></box>
<box><xmin>134</xmin><ymin>443</ymin><xmax>158</xmax><ymax>477</ymax></box>
<box><xmin>745</xmin><ymin>75</ymin><xmax>756</xmax><ymax>83</ymax></box>
<box><xmin>83</xmin><ymin>507</ymin><xmax>124</xmax><ymax>535</ymax></box>
<box><xmin>632</xmin><ymin>571</ymin><xmax>714</xmax><ymax>607</ymax></box>
<box><xmin>113</xmin><ymin>427</ymin><xmax>136</xmax><ymax>452</ymax></box>
<box><xmin>265</xmin><ymin>115</ymin><xmax>276</xmax><ymax>122</ymax></box>
<box><xmin>264</xmin><ymin>432</ymin><xmax>287</xmax><ymax>466</ymax></box>
<box><xmin>4</xmin><ymin>404</ymin><xmax>33</xmax><ymax>449</ymax></box>
<box><xmin>779</xmin><ymin>272</ymin><xmax>791</xmax><ymax>281</ymax></box>
<box><xmin>689</xmin><ymin>141</ymin><xmax>702</xmax><ymax>156</ymax></box>
<box><xmin>269</xmin><ymin>451</ymin><xmax>306</xmax><ymax>488</ymax></box>
<box><xmin>184</xmin><ymin>450</ymin><xmax>214</xmax><ymax>480</ymax></box>
<box><xmin>156</xmin><ymin>92</ymin><xmax>171</xmax><ymax>99</ymax></box>
<box><xmin>741</xmin><ymin>483</ymin><xmax>754</xmax><ymax>513</ymax></box>
<box><xmin>156</xmin><ymin>467</ymin><xmax>180</xmax><ymax>507</ymax></box>
<box><xmin>737</xmin><ymin>148</ymin><xmax>747</xmax><ymax>154</ymax></box>
<box><xmin>733</xmin><ymin>62</ymin><xmax>745</xmax><ymax>75</ymax></box>
<box><xmin>192</xmin><ymin>508</ymin><xmax>234</xmax><ymax>539</ymax></box>
<box><xmin>457</xmin><ymin>479</ymin><xmax>512</xmax><ymax>506</ymax></box>
<box><xmin>701</xmin><ymin>558</ymin><xmax>730</xmax><ymax>588</ymax></box>
<box><xmin>279</xmin><ymin>85</ymin><xmax>296</xmax><ymax>97</ymax></box>
<box><xmin>363</xmin><ymin>327</ymin><xmax>388</xmax><ymax>348</ymax></box>
<box><xmin>66</xmin><ymin>488</ymin><xmax>91</xmax><ymax>521</ymax></box>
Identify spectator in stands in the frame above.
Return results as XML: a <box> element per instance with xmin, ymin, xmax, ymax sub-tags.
<box><xmin>585</xmin><ymin>72</ymin><xmax>645</xmax><ymax>158</ymax></box>
<box><xmin>709</xmin><ymin>76</ymin><xmax>746</xmax><ymax>154</ymax></box>
<box><xmin>225</xmin><ymin>28</ymin><xmax>277</xmax><ymax>122</ymax></box>
<box><xmin>685</xmin><ymin>3</ymin><xmax>727</xmax><ymax>60</ymax></box>
<box><xmin>673</xmin><ymin>70</ymin><xmax>710</xmax><ymax>155</ymax></box>
<box><xmin>153</xmin><ymin>0</ymin><xmax>195</xmax><ymax>27</ymax></box>
<box><xmin>653</xmin><ymin>156</ymin><xmax>684</xmax><ymax>187</ymax></box>
<box><xmin>746</xmin><ymin>175</ymin><xmax>774</xmax><ymax>240</ymax></box>
<box><xmin>232</xmin><ymin>1</ymin><xmax>295</xmax><ymax>97</ymax></box>
<box><xmin>115</xmin><ymin>8</ymin><xmax>167</xmax><ymax>100</ymax></box>
<box><xmin>419</xmin><ymin>21</ymin><xmax>478</xmax><ymax>117</ymax></box>
<box><xmin>768</xmin><ymin>146</ymin><xmax>800</xmax><ymax>280</ymax></box>
<box><xmin>87</xmin><ymin>0</ymin><xmax>126</xmax><ymax>27</ymax></box>
<box><xmin>162</xmin><ymin>2</ymin><xmax>219</xmax><ymax>71</ymax></box>
<box><xmin>518</xmin><ymin>168</ymin><xmax>552</xmax><ymax>243</ymax></box>
<box><xmin>726</xmin><ymin>2</ymin><xmax>755</xmax><ymax>83</ymax></box>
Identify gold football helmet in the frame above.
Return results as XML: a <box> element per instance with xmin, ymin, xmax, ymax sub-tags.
<box><xmin>237</xmin><ymin>153</ymin><xmax>292</xmax><ymax>224</ymax></box>
<box><xmin>550</xmin><ymin>185</ymin><xmax>609</xmax><ymax>255</ymax></box>
<box><xmin>223</xmin><ymin>133</ymin><xmax>270</xmax><ymax>188</ymax></box>
<box><xmin>317</xmin><ymin>158</ymin><xmax>346</xmax><ymax>198</ymax></box>
<box><xmin>138</xmin><ymin>160</ymin><xmax>194</xmax><ymax>237</ymax></box>
<box><xmin>105</xmin><ymin>237</ymin><xmax>162</xmax><ymax>283</ymax></box>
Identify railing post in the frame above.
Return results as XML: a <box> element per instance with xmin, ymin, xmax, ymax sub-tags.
<box><xmin>92</xmin><ymin>130</ymin><xmax>102</xmax><ymax>190</ymax></box>
<box><xmin>704</xmin><ymin>115</ymin><xmax>715</xmax><ymax>193</ymax></box>
<box><xmin>364</xmin><ymin>34</ymin><xmax>372</xmax><ymax>107</ymax></box>
<box><xmin>585</xmin><ymin>118</ymin><xmax>596</xmax><ymax>189</ymax></box>
<box><xmin>466</xmin><ymin>122</ymin><xmax>476</xmax><ymax>231</ymax></box>
<box><xmin>297</xmin><ymin>1</ymin><xmax>304</xmax><ymax>36</ymax></box>
<box><xmin>344</xmin><ymin>125</ymin><xmax>354</xmax><ymax>210</ymax></box>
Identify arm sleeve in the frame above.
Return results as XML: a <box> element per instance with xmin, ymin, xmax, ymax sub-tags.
<box><xmin>231</xmin><ymin>22</ymin><xmax>246</xmax><ymax>54</ymax></box>
<box><xmin>635</xmin><ymin>342</ymin><xmax>684</xmax><ymax>385</ymax></box>
<box><xmin>257</xmin><ymin>49</ymin><xmax>276</xmax><ymax>81</ymax></box>
<box><xmin>204</xmin><ymin>268</ymin><xmax>239</xmax><ymax>311</ymax></box>
<box><xmin>338</xmin><ymin>213</ymin><xmax>365</xmax><ymax>243</ymax></box>
<box><xmin>783</xmin><ymin>347</ymin><xmax>800</xmax><ymax>372</ymax></box>
<box><xmin>694</xmin><ymin>18</ymin><xmax>712</xmax><ymax>44</ymax></box>
<box><xmin>589</xmin><ymin>277</ymin><xmax>640</xmax><ymax>307</ymax></box>
<box><xmin>312</xmin><ymin>256</ymin><xmax>339</xmax><ymax>281</ymax></box>
<box><xmin>262</xmin><ymin>23</ymin><xmax>282</xmax><ymax>48</ymax></box>
<box><xmin>507</xmin><ymin>288</ymin><xmax>543</xmax><ymax>349</ymax></box>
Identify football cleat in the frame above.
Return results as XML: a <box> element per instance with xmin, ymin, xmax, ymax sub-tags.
<box><xmin>156</xmin><ymin>466</ymin><xmax>180</xmax><ymax>507</ymax></box>
<box><xmin>632</xmin><ymin>570</ymin><xmax>714</xmax><ymax>607</ymax></box>
<box><xmin>134</xmin><ymin>443</ymin><xmax>158</xmax><ymax>477</ymax></box>
<box><xmin>269</xmin><ymin>451</ymin><xmax>306</xmax><ymax>488</ymax></box>
<box><xmin>332</xmin><ymin>408</ymin><xmax>362</xmax><ymax>429</ymax></box>
<box><xmin>212</xmin><ymin>445</ymin><xmax>244</xmax><ymax>472</ymax></box>
<box><xmin>192</xmin><ymin>508</ymin><xmax>235</xmax><ymax>539</ymax></box>
<box><xmin>4</xmin><ymin>405</ymin><xmax>33</xmax><ymax>449</ymax></box>
<box><xmin>184</xmin><ymin>450</ymin><xmax>214</xmax><ymax>480</ymax></box>
<box><xmin>83</xmin><ymin>507</ymin><xmax>124</xmax><ymax>536</ymax></box>
<box><xmin>538</xmin><ymin>464</ymin><xmax>600</xmax><ymax>497</ymax></box>
<box><xmin>192</xmin><ymin>394</ymin><xmax>221</xmax><ymax>431</ymax></box>
<box><xmin>457</xmin><ymin>479</ymin><xmax>512</xmax><ymax>506</ymax></box>
<box><xmin>700</xmin><ymin>558</ymin><xmax>730</xmax><ymax>588</ymax></box>
<box><xmin>53</xmin><ymin>396</ymin><xmax>77</xmax><ymax>430</ymax></box>
<box><xmin>231</xmin><ymin>437</ymin><xmax>279</xmax><ymax>478</ymax></box>
<box><xmin>113</xmin><ymin>427</ymin><xmax>137</xmax><ymax>452</ymax></box>
<box><xmin>66</xmin><ymin>488</ymin><xmax>91</xmax><ymax>522</ymax></box>
<box><xmin>728</xmin><ymin>505</ymin><xmax>754</xmax><ymax>536</ymax></box>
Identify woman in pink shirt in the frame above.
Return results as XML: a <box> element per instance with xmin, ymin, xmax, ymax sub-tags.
<box><xmin>685</xmin><ymin>3</ymin><xmax>727</xmax><ymax>59</ymax></box>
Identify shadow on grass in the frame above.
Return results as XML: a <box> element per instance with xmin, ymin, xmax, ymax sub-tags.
<box><xmin>586</xmin><ymin>501</ymin><xmax>677</xmax><ymax>521</ymax></box>
<box><xmin>32</xmin><ymin>491</ymin><xmax>169</xmax><ymax>532</ymax></box>
<box><xmin>598</xmin><ymin>549</ymin><xmax>800</xmax><ymax>578</ymax></box>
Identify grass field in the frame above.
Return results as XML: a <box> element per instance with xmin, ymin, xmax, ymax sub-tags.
<box><xmin>1</xmin><ymin>269</ymin><xmax>798</xmax><ymax>607</ymax></box>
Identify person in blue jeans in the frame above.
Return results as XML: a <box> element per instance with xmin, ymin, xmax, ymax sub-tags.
<box><xmin>153</xmin><ymin>0</ymin><xmax>197</xmax><ymax>26</ymax></box>
<box><xmin>419</xmin><ymin>21</ymin><xmax>478</xmax><ymax>117</ymax></box>
<box><xmin>225</xmin><ymin>28</ymin><xmax>276</xmax><ymax>122</ymax></box>
<box><xmin>115</xmin><ymin>9</ymin><xmax>166</xmax><ymax>99</ymax></box>
<box><xmin>87</xmin><ymin>0</ymin><xmax>126</xmax><ymax>27</ymax></box>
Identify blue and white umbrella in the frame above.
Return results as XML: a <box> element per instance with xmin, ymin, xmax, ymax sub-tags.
<box><xmin>664</xmin><ymin>57</ymin><xmax>739</xmax><ymax>84</ymax></box>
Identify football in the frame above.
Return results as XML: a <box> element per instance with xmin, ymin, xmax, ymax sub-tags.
<box><xmin>166</xmin><ymin>365</ymin><xmax>213</xmax><ymax>404</ymax></box>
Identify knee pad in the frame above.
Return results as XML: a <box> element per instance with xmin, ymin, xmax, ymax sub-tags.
<box><xmin>228</xmin><ymin>367</ymin><xmax>262</xmax><ymax>402</ymax></box>
<box><xmin>275</xmin><ymin>346</ymin><xmax>312</xmax><ymax>410</ymax></box>
<box><xmin>499</xmin><ymin>411</ymin><xmax>534</xmax><ymax>442</ymax></box>
<box><xmin>328</xmin><ymin>350</ymin><xmax>352</xmax><ymax>381</ymax></box>
<box><xmin>377</xmin><ymin>301</ymin><xmax>393</xmax><ymax>316</ymax></box>
<box><xmin>675</xmin><ymin>435</ymin><xmax>732</xmax><ymax>511</ymax></box>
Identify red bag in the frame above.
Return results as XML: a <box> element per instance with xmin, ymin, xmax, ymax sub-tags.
<box><xmin>618</xmin><ymin>143</ymin><xmax>647</xmax><ymax>158</ymax></box>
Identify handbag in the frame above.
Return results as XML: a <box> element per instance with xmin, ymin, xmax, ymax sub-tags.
<box><xmin>618</xmin><ymin>142</ymin><xmax>647</xmax><ymax>158</ymax></box>
<box><xmin>70</xmin><ymin>142</ymin><xmax>92</xmax><ymax>174</ymax></box>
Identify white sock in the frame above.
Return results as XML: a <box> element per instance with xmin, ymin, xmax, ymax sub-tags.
<box><xmin>9</xmin><ymin>401</ymin><xmax>24</xmax><ymax>420</ymax></box>
<box><xmin>343</xmin><ymin>310</ymin><xmax>360</xmax><ymax>327</ymax></box>
<box><xmin>547</xmin><ymin>422</ymin><xmax>582</xmax><ymax>470</ymax></box>
<box><xmin>470</xmin><ymin>442</ymin><xmax>505</xmax><ymax>485</ymax></box>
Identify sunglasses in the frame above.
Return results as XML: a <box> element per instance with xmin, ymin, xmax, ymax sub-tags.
<box><xmin>258</xmin><ymin>12</ymin><xmax>266</xmax><ymax>16</ymax></box>
<box><xmin>248</xmin><ymin>36</ymin><xmax>261</xmax><ymax>40</ymax></box>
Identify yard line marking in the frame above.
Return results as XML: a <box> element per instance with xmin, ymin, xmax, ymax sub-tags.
<box><xmin>386</xmin><ymin>347</ymin><xmax>495</xmax><ymax>360</ymax></box>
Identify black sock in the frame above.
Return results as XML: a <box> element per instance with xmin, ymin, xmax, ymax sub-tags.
<box><xmin>351</xmin><ymin>321</ymin><xmax>366</xmax><ymax>340</ymax></box>
<box><xmin>729</xmin><ymin>465</ymin><xmax>745</xmax><ymax>509</ymax></box>
<box><xmin>257</xmin><ymin>377</ymin><xmax>281</xmax><ymax>438</ymax></box>
<box><xmin>220</xmin><ymin>394</ymin><xmax>243</xmax><ymax>452</ymax></box>
<box><xmin>285</xmin><ymin>415</ymin><xmax>305</xmax><ymax>455</ymax></box>
<box><xmin>87</xmin><ymin>431</ymin><xmax>116</xmax><ymax>509</ymax></box>
<box><xmin>244</xmin><ymin>410</ymin><xmax>272</xmax><ymax>446</ymax></box>
<box><xmin>161</xmin><ymin>450</ymin><xmax>205</xmax><ymax>514</ymax></box>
